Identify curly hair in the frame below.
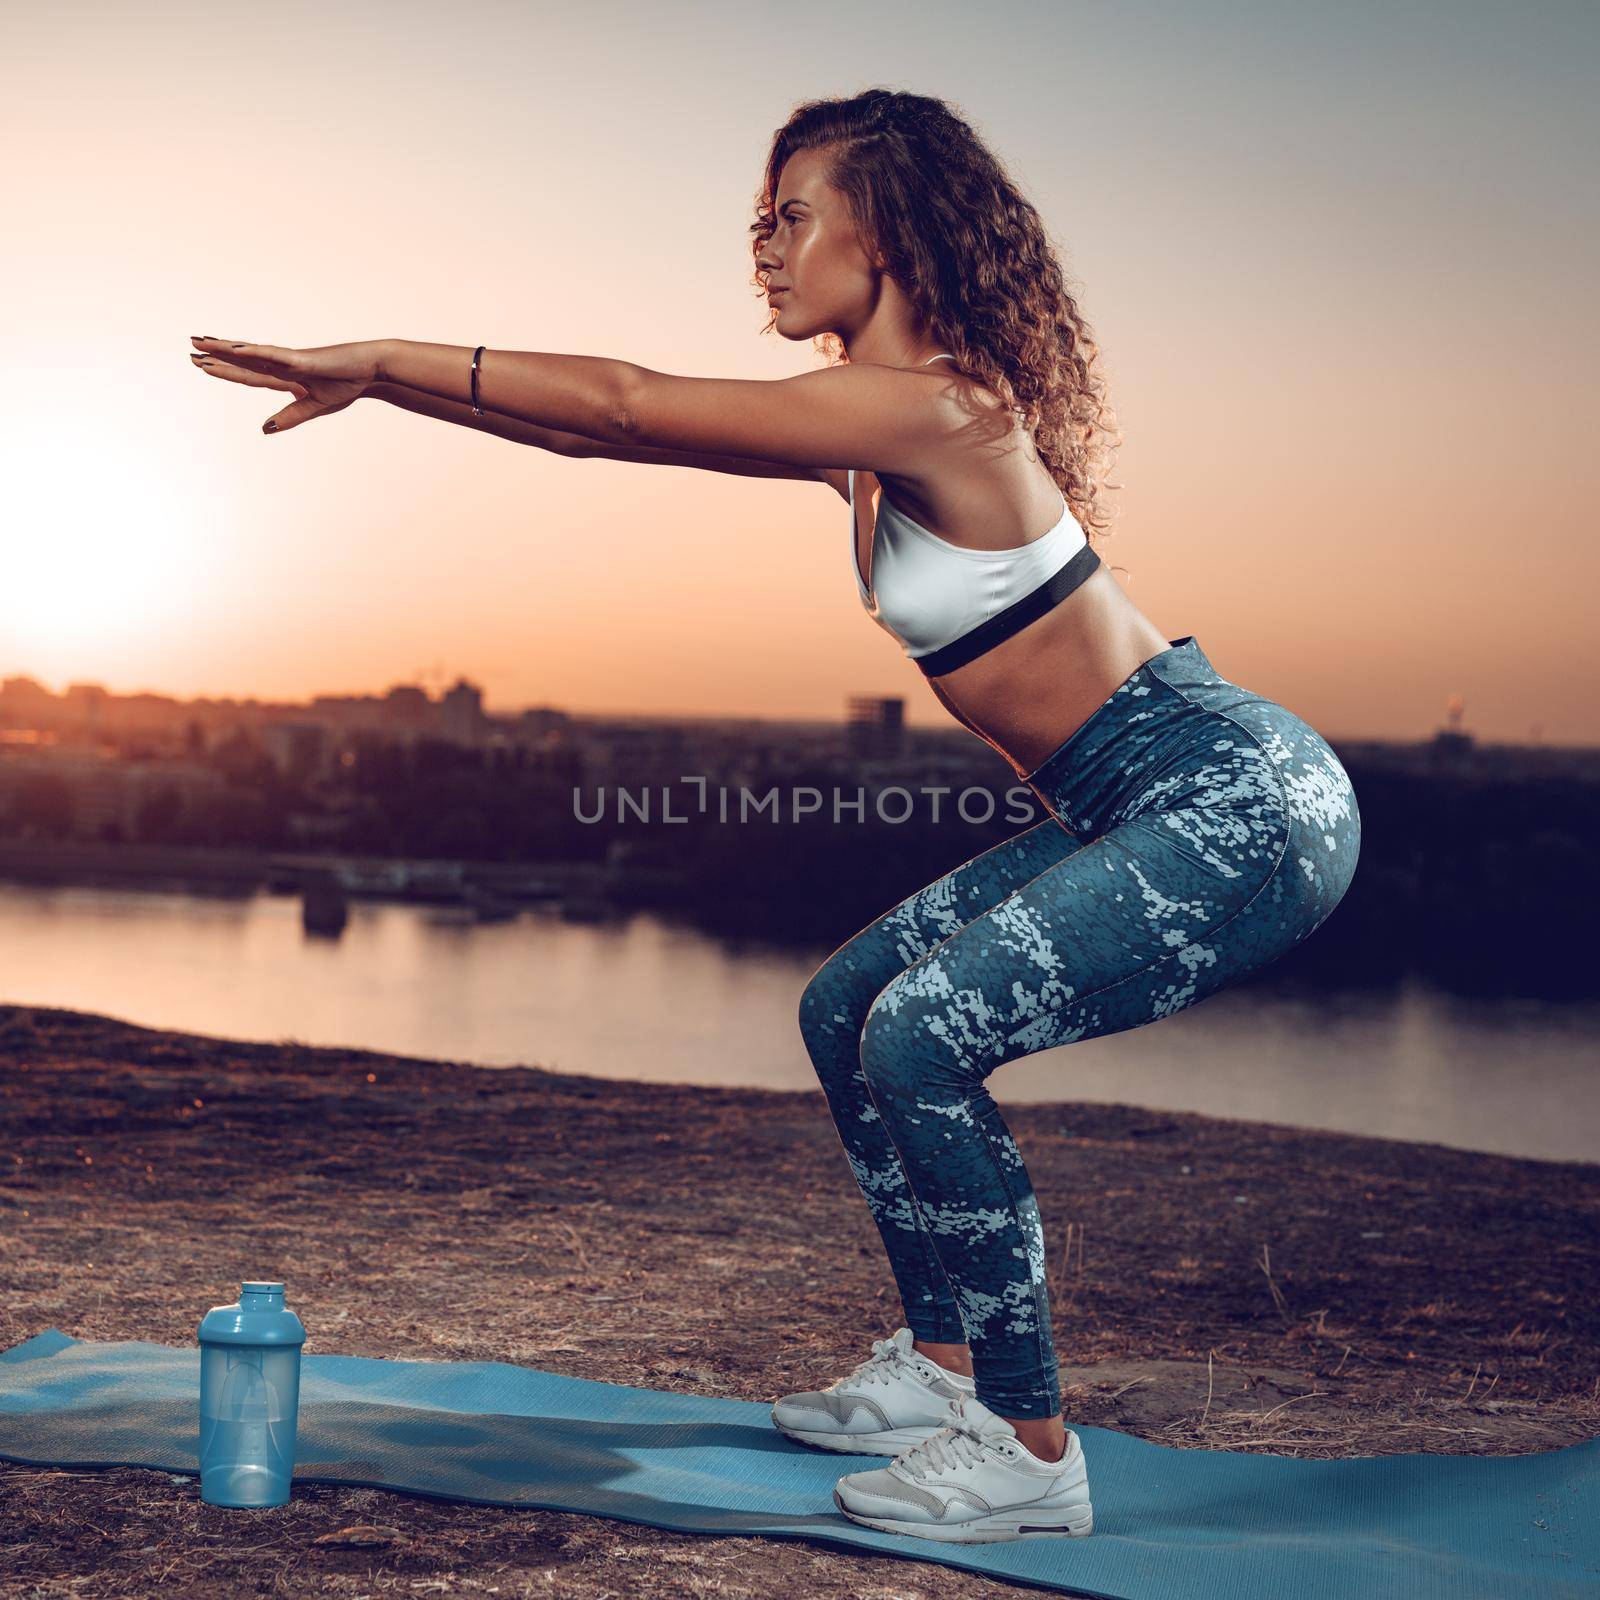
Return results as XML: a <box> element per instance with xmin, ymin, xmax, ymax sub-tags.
<box><xmin>749</xmin><ymin>87</ymin><xmax>1124</xmax><ymax>551</ymax></box>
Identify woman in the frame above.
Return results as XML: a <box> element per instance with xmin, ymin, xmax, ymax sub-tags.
<box><xmin>190</xmin><ymin>86</ymin><xmax>1361</xmax><ymax>1545</ymax></box>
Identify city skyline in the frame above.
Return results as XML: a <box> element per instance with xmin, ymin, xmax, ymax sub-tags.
<box><xmin>0</xmin><ymin>661</ymin><xmax>1565</xmax><ymax>752</ymax></box>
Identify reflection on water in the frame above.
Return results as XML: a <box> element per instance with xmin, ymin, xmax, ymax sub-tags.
<box><xmin>3</xmin><ymin>882</ymin><xmax>1596</xmax><ymax>1164</ymax></box>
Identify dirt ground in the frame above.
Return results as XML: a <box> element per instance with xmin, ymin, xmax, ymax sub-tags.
<box><xmin>1</xmin><ymin>1000</ymin><xmax>1596</xmax><ymax>1599</ymax></box>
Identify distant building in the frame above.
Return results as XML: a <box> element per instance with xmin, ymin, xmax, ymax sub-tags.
<box><xmin>261</xmin><ymin>720</ymin><xmax>334</xmax><ymax>782</ymax></box>
<box><xmin>440</xmin><ymin>678</ymin><xmax>487</xmax><ymax>744</ymax></box>
<box><xmin>1430</xmin><ymin>693</ymin><xmax>1476</xmax><ymax>768</ymax></box>
<box><xmin>63</xmin><ymin>683</ymin><xmax>110</xmax><ymax>733</ymax></box>
<box><xmin>518</xmin><ymin>706</ymin><xmax>571</xmax><ymax>741</ymax></box>
<box><xmin>0</xmin><ymin>676</ymin><xmax>56</xmax><ymax>727</ymax></box>
<box><xmin>383</xmin><ymin>684</ymin><xmax>433</xmax><ymax>727</ymax></box>
<box><xmin>308</xmin><ymin>692</ymin><xmax>391</xmax><ymax>731</ymax></box>
<box><xmin>0</xmin><ymin>748</ymin><xmax>227</xmax><ymax>841</ymax></box>
<box><xmin>846</xmin><ymin>695</ymin><xmax>906</xmax><ymax>758</ymax></box>
<box><xmin>593</xmin><ymin>721</ymin><xmax>690</xmax><ymax>781</ymax></box>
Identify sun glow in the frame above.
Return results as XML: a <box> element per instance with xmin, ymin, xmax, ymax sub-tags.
<box><xmin>0</xmin><ymin>418</ymin><xmax>207</xmax><ymax>663</ymax></box>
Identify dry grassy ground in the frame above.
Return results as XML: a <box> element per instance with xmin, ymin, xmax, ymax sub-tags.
<box><xmin>1</xmin><ymin>1001</ymin><xmax>1596</xmax><ymax>1598</ymax></box>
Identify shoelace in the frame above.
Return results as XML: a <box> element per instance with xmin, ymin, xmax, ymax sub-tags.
<box><xmin>896</xmin><ymin>1418</ymin><xmax>997</xmax><ymax>1478</ymax></box>
<box><xmin>839</xmin><ymin>1334</ymin><xmax>915</xmax><ymax>1390</ymax></box>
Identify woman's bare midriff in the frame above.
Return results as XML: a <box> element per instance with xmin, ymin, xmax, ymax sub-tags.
<box><xmin>847</xmin><ymin>372</ymin><xmax>1174</xmax><ymax>781</ymax></box>
<box><xmin>922</xmin><ymin>564</ymin><xmax>1175</xmax><ymax>781</ymax></box>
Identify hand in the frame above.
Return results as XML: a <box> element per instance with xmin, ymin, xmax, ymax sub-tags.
<box><xmin>188</xmin><ymin>336</ymin><xmax>387</xmax><ymax>433</ymax></box>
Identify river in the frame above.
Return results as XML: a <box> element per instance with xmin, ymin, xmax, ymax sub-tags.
<box><xmin>3</xmin><ymin>882</ymin><xmax>1595</xmax><ymax>1163</ymax></box>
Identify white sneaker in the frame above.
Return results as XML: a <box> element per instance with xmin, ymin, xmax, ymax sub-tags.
<box><xmin>770</xmin><ymin>1327</ymin><xmax>977</xmax><ymax>1455</ymax></box>
<box><xmin>832</xmin><ymin>1392</ymin><xmax>1093</xmax><ymax>1542</ymax></box>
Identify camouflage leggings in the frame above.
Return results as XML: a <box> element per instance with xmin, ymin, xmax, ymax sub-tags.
<box><xmin>797</xmin><ymin>637</ymin><xmax>1362</xmax><ymax>1420</ymax></box>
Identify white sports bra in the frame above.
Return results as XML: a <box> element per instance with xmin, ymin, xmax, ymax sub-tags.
<box><xmin>849</xmin><ymin>354</ymin><xmax>1100</xmax><ymax>677</ymax></box>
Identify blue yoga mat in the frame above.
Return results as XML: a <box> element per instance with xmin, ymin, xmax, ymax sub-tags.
<box><xmin>2</xmin><ymin>1329</ymin><xmax>1595</xmax><ymax>1598</ymax></box>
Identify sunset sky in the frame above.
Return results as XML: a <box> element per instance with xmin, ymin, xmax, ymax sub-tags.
<box><xmin>2</xmin><ymin>0</ymin><xmax>1594</xmax><ymax>745</ymax></box>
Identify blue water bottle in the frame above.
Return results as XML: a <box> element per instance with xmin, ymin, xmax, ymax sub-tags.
<box><xmin>198</xmin><ymin>1281</ymin><xmax>306</xmax><ymax>1507</ymax></box>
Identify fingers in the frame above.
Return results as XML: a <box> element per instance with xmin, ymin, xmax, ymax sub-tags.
<box><xmin>188</xmin><ymin>337</ymin><xmax>353</xmax><ymax>432</ymax></box>
<box><xmin>190</xmin><ymin>336</ymin><xmax>292</xmax><ymax>378</ymax></box>
<box><xmin>191</xmin><ymin>336</ymin><xmax>278</xmax><ymax>359</ymax></box>
<box><xmin>190</xmin><ymin>353</ymin><xmax>302</xmax><ymax>394</ymax></box>
<box><xmin>261</xmin><ymin>396</ymin><xmax>347</xmax><ymax>434</ymax></box>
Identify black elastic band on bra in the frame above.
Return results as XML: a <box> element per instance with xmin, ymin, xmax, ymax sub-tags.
<box><xmin>912</xmin><ymin>541</ymin><xmax>1102</xmax><ymax>678</ymax></box>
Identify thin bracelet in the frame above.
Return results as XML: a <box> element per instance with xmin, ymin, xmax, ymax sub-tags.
<box><xmin>470</xmin><ymin>345</ymin><xmax>486</xmax><ymax>417</ymax></box>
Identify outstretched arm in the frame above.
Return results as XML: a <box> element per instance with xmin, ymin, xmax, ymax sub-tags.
<box><xmin>189</xmin><ymin>334</ymin><xmax>929</xmax><ymax>487</ymax></box>
<box><xmin>364</xmin><ymin>379</ymin><xmax>821</xmax><ymax>482</ymax></box>
<box><xmin>379</xmin><ymin>339</ymin><xmax>946</xmax><ymax>476</ymax></box>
